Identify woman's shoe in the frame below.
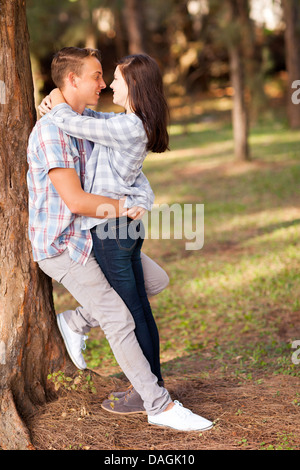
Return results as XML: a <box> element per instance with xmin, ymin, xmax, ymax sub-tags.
<box><xmin>101</xmin><ymin>387</ymin><xmax>146</xmax><ymax>415</ymax></box>
<box><xmin>108</xmin><ymin>380</ymin><xmax>164</xmax><ymax>399</ymax></box>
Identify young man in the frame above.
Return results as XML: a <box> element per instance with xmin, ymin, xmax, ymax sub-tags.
<box><xmin>27</xmin><ymin>47</ymin><xmax>213</xmax><ymax>431</ymax></box>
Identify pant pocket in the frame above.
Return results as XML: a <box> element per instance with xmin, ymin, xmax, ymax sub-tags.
<box><xmin>37</xmin><ymin>250</ymin><xmax>71</xmax><ymax>283</ymax></box>
<box><xmin>114</xmin><ymin>220</ymin><xmax>144</xmax><ymax>251</ymax></box>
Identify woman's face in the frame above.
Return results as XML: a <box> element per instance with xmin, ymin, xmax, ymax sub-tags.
<box><xmin>110</xmin><ymin>66</ymin><xmax>131</xmax><ymax>113</ymax></box>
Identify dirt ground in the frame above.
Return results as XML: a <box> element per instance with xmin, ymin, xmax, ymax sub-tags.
<box><xmin>27</xmin><ymin>234</ymin><xmax>300</xmax><ymax>451</ymax></box>
<box><xmin>27</xmin><ymin>359</ymin><xmax>300</xmax><ymax>451</ymax></box>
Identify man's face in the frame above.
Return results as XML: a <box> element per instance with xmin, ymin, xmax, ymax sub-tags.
<box><xmin>74</xmin><ymin>56</ymin><xmax>106</xmax><ymax>107</ymax></box>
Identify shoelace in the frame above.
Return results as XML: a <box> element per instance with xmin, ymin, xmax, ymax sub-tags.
<box><xmin>81</xmin><ymin>335</ymin><xmax>88</xmax><ymax>351</ymax></box>
<box><xmin>124</xmin><ymin>386</ymin><xmax>135</xmax><ymax>402</ymax></box>
<box><xmin>172</xmin><ymin>400</ymin><xmax>192</xmax><ymax>419</ymax></box>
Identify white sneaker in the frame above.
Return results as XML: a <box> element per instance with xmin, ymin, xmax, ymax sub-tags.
<box><xmin>148</xmin><ymin>400</ymin><xmax>213</xmax><ymax>432</ymax></box>
<box><xmin>56</xmin><ymin>313</ymin><xmax>88</xmax><ymax>370</ymax></box>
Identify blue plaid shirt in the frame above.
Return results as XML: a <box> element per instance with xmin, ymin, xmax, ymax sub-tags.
<box><xmin>27</xmin><ymin>114</ymin><xmax>93</xmax><ymax>264</ymax></box>
<box><xmin>49</xmin><ymin>104</ymin><xmax>155</xmax><ymax>230</ymax></box>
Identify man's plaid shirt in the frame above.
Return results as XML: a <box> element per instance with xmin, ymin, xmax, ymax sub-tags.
<box><xmin>49</xmin><ymin>104</ymin><xmax>155</xmax><ymax>230</ymax></box>
<box><xmin>27</xmin><ymin>114</ymin><xmax>93</xmax><ymax>265</ymax></box>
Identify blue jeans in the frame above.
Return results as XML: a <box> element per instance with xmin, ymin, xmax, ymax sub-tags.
<box><xmin>91</xmin><ymin>217</ymin><xmax>163</xmax><ymax>382</ymax></box>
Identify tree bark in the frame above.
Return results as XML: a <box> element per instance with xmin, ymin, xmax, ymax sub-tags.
<box><xmin>81</xmin><ymin>0</ymin><xmax>97</xmax><ymax>49</ymax></box>
<box><xmin>123</xmin><ymin>0</ymin><xmax>147</xmax><ymax>54</ymax></box>
<box><xmin>228</xmin><ymin>42</ymin><xmax>250</xmax><ymax>161</ymax></box>
<box><xmin>282</xmin><ymin>0</ymin><xmax>300</xmax><ymax>129</ymax></box>
<box><xmin>237</xmin><ymin>0</ymin><xmax>266</xmax><ymax>120</ymax></box>
<box><xmin>226</xmin><ymin>0</ymin><xmax>250</xmax><ymax>161</ymax></box>
<box><xmin>0</xmin><ymin>0</ymin><xmax>74</xmax><ymax>450</ymax></box>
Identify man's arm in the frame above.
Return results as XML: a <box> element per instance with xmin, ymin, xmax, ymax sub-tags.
<box><xmin>49</xmin><ymin>167</ymin><xmax>124</xmax><ymax>218</ymax></box>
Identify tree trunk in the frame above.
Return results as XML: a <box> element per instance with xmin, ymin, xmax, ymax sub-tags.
<box><xmin>113</xmin><ymin>3</ymin><xmax>127</xmax><ymax>59</ymax></box>
<box><xmin>226</xmin><ymin>0</ymin><xmax>250</xmax><ymax>161</ymax></box>
<box><xmin>0</xmin><ymin>0</ymin><xmax>74</xmax><ymax>450</ymax></box>
<box><xmin>123</xmin><ymin>0</ymin><xmax>147</xmax><ymax>54</ymax></box>
<box><xmin>238</xmin><ymin>0</ymin><xmax>266</xmax><ymax>120</ymax></box>
<box><xmin>81</xmin><ymin>0</ymin><xmax>97</xmax><ymax>49</ymax></box>
<box><xmin>228</xmin><ymin>42</ymin><xmax>250</xmax><ymax>161</ymax></box>
<box><xmin>282</xmin><ymin>0</ymin><xmax>300</xmax><ymax>129</ymax></box>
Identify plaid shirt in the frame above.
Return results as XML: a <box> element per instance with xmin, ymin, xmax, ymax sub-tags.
<box><xmin>50</xmin><ymin>104</ymin><xmax>154</xmax><ymax>230</ymax></box>
<box><xmin>27</xmin><ymin>114</ymin><xmax>92</xmax><ymax>265</ymax></box>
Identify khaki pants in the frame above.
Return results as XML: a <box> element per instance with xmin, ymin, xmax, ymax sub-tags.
<box><xmin>38</xmin><ymin>249</ymin><xmax>171</xmax><ymax>415</ymax></box>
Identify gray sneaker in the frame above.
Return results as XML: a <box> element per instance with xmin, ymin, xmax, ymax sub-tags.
<box><xmin>109</xmin><ymin>384</ymin><xmax>134</xmax><ymax>399</ymax></box>
<box><xmin>109</xmin><ymin>380</ymin><xmax>164</xmax><ymax>399</ymax></box>
<box><xmin>101</xmin><ymin>388</ymin><xmax>146</xmax><ymax>415</ymax></box>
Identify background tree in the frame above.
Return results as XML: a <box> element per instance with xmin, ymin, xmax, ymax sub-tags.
<box><xmin>210</xmin><ymin>0</ymin><xmax>250</xmax><ymax>161</ymax></box>
<box><xmin>225</xmin><ymin>0</ymin><xmax>250</xmax><ymax>161</ymax></box>
<box><xmin>123</xmin><ymin>0</ymin><xmax>148</xmax><ymax>53</ymax></box>
<box><xmin>282</xmin><ymin>0</ymin><xmax>300</xmax><ymax>129</ymax></box>
<box><xmin>0</xmin><ymin>0</ymin><xmax>74</xmax><ymax>450</ymax></box>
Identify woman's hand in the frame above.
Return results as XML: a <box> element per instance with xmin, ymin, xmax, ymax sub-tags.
<box><xmin>49</xmin><ymin>88</ymin><xmax>66</xmax><ymax>107</ymax></box>
<box><xmin>38</xmin><ymin>95</ymin><xmax>52</xmax><ymax>116</ymax></box>
<box><xmin>38</xmin><ymin>88</ymin><xmax>66</xmax><ymax>117</ymax></box>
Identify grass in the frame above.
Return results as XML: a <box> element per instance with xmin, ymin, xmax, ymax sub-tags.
<box><xmin>45</xmin><ymin>93</ymin><xmax>300</xmax><ymax>450</ymax></box>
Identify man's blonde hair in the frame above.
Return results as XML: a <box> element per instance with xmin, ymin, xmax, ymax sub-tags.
<box><xmin>51</xmin><ymin>47</ymin><xmax>102</xmax><ymax>89</ymax></box>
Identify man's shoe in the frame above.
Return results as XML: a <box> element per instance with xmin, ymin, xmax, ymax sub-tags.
<box><xmin>101</xmin><ymin>388</ymin><xmax>146</xmax><ymax>415</ymax></box>
<box><xmin>148</xmin><ymin>400</ymin><xmax>213</xmax><ymax>431</ymax></box>
<box><xmin>56</xmin><ymin>312</ymin><xmax>87</xmax><ymax>370</ymax></box>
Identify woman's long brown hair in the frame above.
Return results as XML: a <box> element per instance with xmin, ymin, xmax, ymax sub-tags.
<box><xmin>117</xmin><ymin>54</ymin><xmax>170</xmax><ymax>154</ymax></box>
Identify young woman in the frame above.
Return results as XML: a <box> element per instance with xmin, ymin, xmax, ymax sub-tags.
<box><xmin>42</xmin><ymin>54</ymin><xmax>170</xmax><ymax>404</ymax></box>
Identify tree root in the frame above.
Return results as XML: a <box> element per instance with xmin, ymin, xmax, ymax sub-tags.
<box><xmin>0</xmin><ymin>389</ymin><xmax>35</xmax><ymax>450</ymax></box>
